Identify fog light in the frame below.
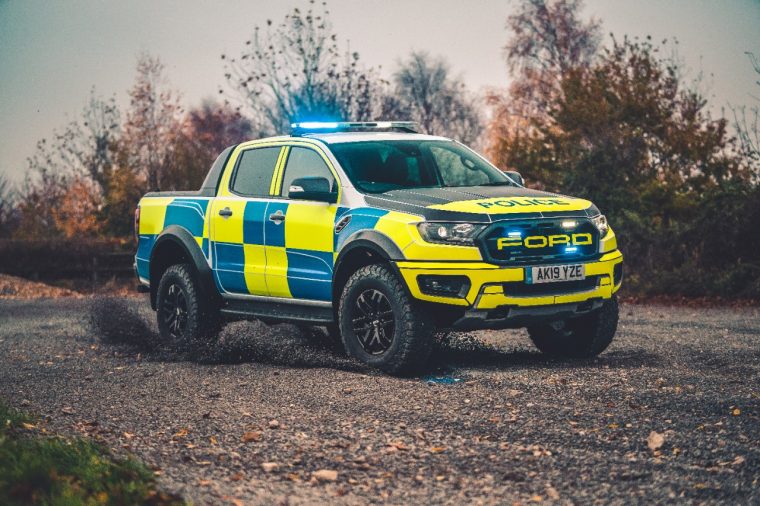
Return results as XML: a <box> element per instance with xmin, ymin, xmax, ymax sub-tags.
<box><xmin>417</xmin><ymin>275</ymin><xmax>470</xmax><ymax>298</ymax></box>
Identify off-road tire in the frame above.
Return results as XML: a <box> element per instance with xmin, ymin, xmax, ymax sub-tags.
<box><xmin>339</xmin><ymin>264</ymin><xmax>433</xmax><ymax>376</ymax></box>
<box><xmin>527</xmin><ymin>296</ymin><xmax>619</xmax><ymax>358</ymax></box>
<box><xmin>156</xmin><ymin>263</ymin><xmax>220</xmax><ymax>352</ymax></box>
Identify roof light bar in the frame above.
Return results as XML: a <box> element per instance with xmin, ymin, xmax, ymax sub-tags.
<box><xmin>290</xmin><ymin>121</ymin><xmax>418</xmax><ymax>135</ymax></box>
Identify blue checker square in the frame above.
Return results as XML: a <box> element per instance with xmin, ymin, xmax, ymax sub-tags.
<box><xmin>164</xmin><ymin>202</ymin><xmax>206</xmax><ymax>237</ymax></box>
<box><xmin>213</xmin><ymin>242</ymin><xmax>247</xmax><ymax>293</ymax></box>
<box><xmin>243</xmin><ymin>200</ymin><xmax>267</xmax><ymax>245</ymax></box>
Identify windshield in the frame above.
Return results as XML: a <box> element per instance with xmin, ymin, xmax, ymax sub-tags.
<box><xmin>329</xmin><ymin>140</ymin><xmax>514</xmax><ymax>193</ymax></box>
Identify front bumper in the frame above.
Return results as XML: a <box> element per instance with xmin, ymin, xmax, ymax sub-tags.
<box><xmin>396</xmin><ymin>249</ymin><xmax>623</xmax><ymax>313</ymax></box>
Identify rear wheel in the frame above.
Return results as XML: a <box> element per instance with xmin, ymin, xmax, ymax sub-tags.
<box><xmin>156</xmin><ymin>263</ymin><xmax>220</xmax><ymax>352</ymax></box>
<box><xmin>527</xmin><ymin>296</ymin><xmax>619</xmax><ymax>358</ymax></box>
<box><xmin>339</xmin><ymin>264</ymin><xmax>433</xmax><ymax>376</ymax></box>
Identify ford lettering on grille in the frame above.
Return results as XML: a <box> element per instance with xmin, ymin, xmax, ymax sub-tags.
<box><xmin>479</xmin><ymin>218</ymin><xmax>599</xmax><ymax>265</ymax></box>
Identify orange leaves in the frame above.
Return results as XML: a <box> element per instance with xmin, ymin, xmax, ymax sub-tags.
<box><xmin>242</xmin><ymin>431</ymin><xmax>262</xmax><ymax>443</ymax></box>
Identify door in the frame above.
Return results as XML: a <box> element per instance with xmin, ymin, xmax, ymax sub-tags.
<box><xmin>210</xmin><ymin>145</ymin><xmax>285</xmax><ymax>296</ymax></box>
<box><xmin>265</xmin><ymin>146</ymin><xmax>339</xmax><ymax>301</ymax></box>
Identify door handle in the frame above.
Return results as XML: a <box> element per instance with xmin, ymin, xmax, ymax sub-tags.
<box><xmin>218</xmin><ymin>207</ymin><xmax>233</xmax><ymax>218</ymax></box>
<box><xmin>269</xmin><ymin>210</ymin><xmax>285</xmax><ymax>224</ymax></box>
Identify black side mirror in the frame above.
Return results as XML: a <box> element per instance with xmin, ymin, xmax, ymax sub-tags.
<box><xmin>287</xmin><ymin>176</ymin><xmax>337</xmax><ymax>203</ymax></box>
<box><xmin>505</xmin><ymin>170</ymin><xmax>524</xmax><ymax>186</ymax></box>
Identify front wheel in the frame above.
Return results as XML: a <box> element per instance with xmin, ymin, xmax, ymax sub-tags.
<box><xmin>527</xmin><ymin>296</ymin><xmax>619</xmax><ymax>358</ymax></box>
<box><xmin>339</xmin><ymin>264</ymin><xmax>433</xmax><ymax>376</ymax></box>
<box><xmin>156</xmin><ymin>263</ymin><xmax>220</xmax><ymax>352</ymax></box>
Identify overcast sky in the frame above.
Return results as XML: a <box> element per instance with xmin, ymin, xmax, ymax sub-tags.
<box><xmin>1</xmin><ymin>0</ymin><xmax>758</xmax><ymax>184</ymax></box>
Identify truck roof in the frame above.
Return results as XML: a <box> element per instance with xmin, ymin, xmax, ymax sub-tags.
<box><xmin>304</xmin><ymin>132</ymin><xmax>450</xmax><ymax>144</ymax></box>
<box><xmin>251</xmin><ymin>132</ymin><xmax>451</xmax><ymax>145</ymax></box>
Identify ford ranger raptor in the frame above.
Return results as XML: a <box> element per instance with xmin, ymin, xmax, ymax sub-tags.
<box><xmin>135</xmin><ymin>121</ymin><xmax>623</xmax><ymax>375</ymax></box>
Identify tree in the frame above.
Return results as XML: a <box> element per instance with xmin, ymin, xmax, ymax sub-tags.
<box><xmin>14</xmin><ymin>152</ymin><xmax>70</xmax><ymax>239</ymax></box>
<box><xmin>504</xmin><ymin>0</ymin><xmax>600</xmax><ymax>110</ymax></box>
<box><xmin>102</xmin><ymin>165</ymin><xmax>144</xmax><ymax>237</ymax></box>
<box><xmin>222</xmin><ymin>1</ymin><xmax>385</xmax><ymax>134</ymax></box>
<box><xmin>507</xmin><ymin>35</ymin><xmax>751</xmax><ymax>289</ymax></box>
<box><xmin>172</xmin><ymin>100</ymin><xmax>253</xmax><ymax>190</ymax></box>
<box><xmin>384</xmin><ymin>52</ymin><xmax>482</xmax><ymax>144</ymax></box>
<box><xmin>486</xmin><ymin>0</ymin><xmax>601</xmax><ymax>174</ymax></box>
<box><xmin>0</xmin><ymin>175</ymin><xmax>17</xmax><ymax>238</ymax></box>
<box><xmin>732</xmin><ymin>52</ymin><xmax>760</xmax><ymax>181</ymax></box>
<box><xmin>50</xmin><ymin>177</ymin><xmax>103</xmax><ymax>238</ymax></box>
<box><xmin>55</xmin><ymin>89</ymin><xmax>121</xmax><ymax>196</ymax></box>
<box><xmin>121</xmin><ymin>53</ymin><xmax>182</xmax><ymax>191</ymax></box>
<box><xmin>11</xmin><ymin>89</ymin><xmax>120</xmax><ymax>238</ymax></box>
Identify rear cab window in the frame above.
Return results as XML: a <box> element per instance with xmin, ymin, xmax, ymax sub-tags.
<box><xmin>231</xmin><ymin>146</ymin><xmax>282</xmax><ymax>196</ymax></box>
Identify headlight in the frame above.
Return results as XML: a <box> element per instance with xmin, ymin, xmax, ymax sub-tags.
<box><xmin>417</xmin><ymin>222</ymin><xmax>486</xmax><ymax>245</ymax></box>
<box><xmin>591</xmin><ymin>214</ymin><xmax>609</xmax><ymax>238</ymax></box>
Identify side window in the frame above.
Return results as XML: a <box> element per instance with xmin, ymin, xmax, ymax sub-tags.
<box><xmin>231</xmin><ymin>147</ymin><xmax>282</xmax><ymax>196</ymax></box>
<box><xmin>280</xmin><ymin>147</ymin><xmax>336</xmax><ymax>197</ymax></box>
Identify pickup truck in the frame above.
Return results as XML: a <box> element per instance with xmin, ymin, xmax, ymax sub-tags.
<box><xmin>135</xmin><ymin>121</ymin><xmax>623</xmax><ymax>375</ymax></box>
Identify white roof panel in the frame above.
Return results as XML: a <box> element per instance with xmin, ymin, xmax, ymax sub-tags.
<box><xmin>304</xmin><ymin>132</ymin><xmax>451</xmax><ymax>144</ymax></box>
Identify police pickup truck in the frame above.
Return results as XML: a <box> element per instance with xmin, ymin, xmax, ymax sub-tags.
<box><xmin>135</xmin><ymin>121</ymin><xmax>623</xmax><ymax>375</ymax></box>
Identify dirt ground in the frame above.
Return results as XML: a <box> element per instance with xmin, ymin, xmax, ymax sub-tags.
<box><xmin>0</xmin><ymin>297</ymin><xmax>758</xmax><ymax>504</ymax></box>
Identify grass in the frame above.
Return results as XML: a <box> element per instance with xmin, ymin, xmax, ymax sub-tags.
<box><xmin>0</xmin><ymin>402</ymin><xmax>183</xmax><ymax>505</ymax></box>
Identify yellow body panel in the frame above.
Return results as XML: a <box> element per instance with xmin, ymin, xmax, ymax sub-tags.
<box><xmin>243</xmin><ymin>244</ymin><xmax>268</xmax><ymax>294</ymax></box>
<box><xmin>210</xmin><ymin>198</ymin><xmax>247</xmax><ymax>244</ymax></box>
<box><xmin>372</xmin><ymin>211</ymin><xmax>421</xmax><ymax>252</ymax></box>
<box><xmin>600</xmin><ymin>227</ymin><xmax>618</xmax><ymax>253</ymax></box>
<box><xmin>138</xmin><ymin>197</ymin><xmax>174</xmax><ymax>235</ymax></box>
<box><xmin>264</xmin><ymin>246</ymin><xmax>292</xmax><ymax>298</ymax></box>
<box><xmin>401</xmin><ymin>223</ymin><xmax>484</xmax><ymax>262</ymax></box>
<box><xmin>284</xmin><ymin>202</ymin><xmax>337</xmax><ymax>252</ymax></box>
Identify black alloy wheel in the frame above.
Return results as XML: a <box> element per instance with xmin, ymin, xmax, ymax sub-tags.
<box><xmin>160</xmin><ymin>283</ymin><xmax>188</xmax><ymax>339</ymax></box>
<box><xmin>156</xmin><ymin>263</ymin><xmax>221</xmax><ymax>352</ymax></box>
<box><xmin>351</xmin><ymin>288</ymin><xmax>395</xmax><ymax>355</ymax></box>
<box><xmin>338</xmin><ymin>264</ymin><xmax>433</xmax><ymax>376</ymax></box>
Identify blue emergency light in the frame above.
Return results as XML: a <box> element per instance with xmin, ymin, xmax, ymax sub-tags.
<box><xmin>290</xmin><ymin>121</ymin><xmax>418</xmax><ymax>135</ymax></box>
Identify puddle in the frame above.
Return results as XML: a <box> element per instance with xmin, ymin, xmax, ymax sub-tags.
<box><xmin>423</xmin><ymin>373</ymin><xmax>464</xmax><ymax>385</ymax></box>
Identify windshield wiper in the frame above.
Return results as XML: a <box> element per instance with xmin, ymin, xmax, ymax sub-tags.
<box><xmin>479</xmin><ymin>181</ymin><xmax>514</xmax><ymax>186</ymax></box>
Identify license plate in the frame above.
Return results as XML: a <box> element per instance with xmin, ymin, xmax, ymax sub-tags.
<box><xmin>527</xmin><ymin>264</ymin><xmax>585</xmax><ymax>284</ymax></box>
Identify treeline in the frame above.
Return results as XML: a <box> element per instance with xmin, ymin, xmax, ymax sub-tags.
<box><xmin>486</xmin><ymin>0</ymin><xmax>760</xmax><ymax>297</ymax></box>
<box><xmin>0</xmin><ymin>0</ymin><xmax>758</xmax><ymax>298</ymax></box>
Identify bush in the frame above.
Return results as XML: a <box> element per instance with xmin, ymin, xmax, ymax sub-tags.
<box><xmin>0</xmin><ymin>238</ymin><xmax>134</xmax><ymax>281</ymax></box>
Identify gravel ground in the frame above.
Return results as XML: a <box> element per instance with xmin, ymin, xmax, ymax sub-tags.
<box><xmin>0</xmin><ymin>297</ymin><xmax>758</xmax><ymax>505</ymax></box>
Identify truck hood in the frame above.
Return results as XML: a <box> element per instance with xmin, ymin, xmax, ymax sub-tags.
<box><xmin>363</xmin><ymin>186</ymin><xmax>597</xmax><ymax>223</ymax></box>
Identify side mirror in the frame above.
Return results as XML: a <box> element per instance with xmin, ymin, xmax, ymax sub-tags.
<box><xmin>287</xmin><ymin>176</ymin><xmax>337</xmax><ymax>203</ymax></box>
<box><xmin>504</xmin><ymin>170</ymin><xmax>524</xmax><ymax>186</ymax></box>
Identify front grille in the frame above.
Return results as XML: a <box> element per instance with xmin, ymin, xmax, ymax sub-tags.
<box><xmin>479</xmin><ymin>217</ymin><xmax>599</xmax><ymax>265</ymax></box>
<box><xmin>503</xmin><ymin>276</ymin><xmax>600</xmax><ymax>297</ymax></box>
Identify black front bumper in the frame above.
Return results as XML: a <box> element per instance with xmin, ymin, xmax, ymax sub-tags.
<box><xmin>450</xmin><ymin>298</ymin><xmax>605</xmax><ymax>330</ymax></box>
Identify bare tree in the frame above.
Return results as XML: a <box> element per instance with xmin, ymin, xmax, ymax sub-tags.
<box><xmin>121</xmin><ymin>53</ymin><xmax>182</xmax><ymax>191</ymax></box>
<box><xmin>172</xmin><ymin>100</ymin><xmax>254</xmax><ymax>189</ymax></box>
<box><xmin>732</xmin><ymin>52</ymin><xmax>760</xmax><ymax>182</ymax></box>
<box><xmin>0</xmin><ymin>174</ymin><xmax>17</xmax><ymax>237</ymax></box>
<box><xmin>487</xmin><ymin>0</ymin><xmax>601</xmax><ymax>173</ymax></box>
<box><xmin>222</xmin><ymin>1</ymin><xmax>385</xmax><ymax>134</ymax></box>
<box><xmin>55</xmin><ymin>89</ymin><xmax>121</xmax><ymax>195</ymax></box>
<box><xmin>384</xmin><ymin>52</ymin><xmax>483</xmax><ymax>145</ymax></box>
<box><xmin>504</xmin><ymin>0</ymin><xmax>601</xmax><ymax>112</ymax></box>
